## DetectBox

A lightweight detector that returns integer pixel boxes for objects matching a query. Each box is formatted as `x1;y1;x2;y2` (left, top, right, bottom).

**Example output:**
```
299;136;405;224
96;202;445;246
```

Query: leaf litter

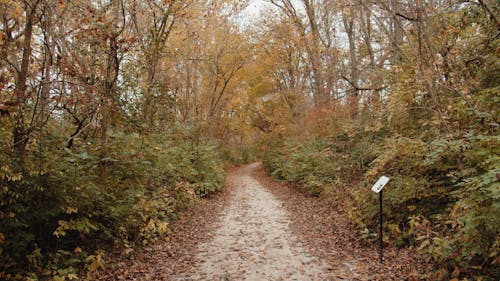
96;163;426;280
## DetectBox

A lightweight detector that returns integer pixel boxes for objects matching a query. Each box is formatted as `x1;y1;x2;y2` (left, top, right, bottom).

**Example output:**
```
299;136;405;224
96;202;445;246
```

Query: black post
379;190;383;264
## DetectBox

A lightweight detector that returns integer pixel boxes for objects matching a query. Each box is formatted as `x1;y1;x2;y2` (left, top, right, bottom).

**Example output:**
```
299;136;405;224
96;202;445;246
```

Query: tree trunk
342;11;360;117
13;0;39;165
100;0;122;178
391;0;404;64
303;0;327;108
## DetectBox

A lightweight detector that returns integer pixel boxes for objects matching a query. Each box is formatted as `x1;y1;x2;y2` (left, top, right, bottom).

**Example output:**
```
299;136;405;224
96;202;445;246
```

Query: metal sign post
379;189;383;264
371;176;390;264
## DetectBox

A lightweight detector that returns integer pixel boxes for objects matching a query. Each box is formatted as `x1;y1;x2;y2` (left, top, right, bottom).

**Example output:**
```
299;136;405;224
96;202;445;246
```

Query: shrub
0;129;224;280
261;130;499;278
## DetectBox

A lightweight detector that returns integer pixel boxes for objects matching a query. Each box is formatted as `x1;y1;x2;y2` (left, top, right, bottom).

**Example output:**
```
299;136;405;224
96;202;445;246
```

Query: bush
261;129;499;278
0;128;224;280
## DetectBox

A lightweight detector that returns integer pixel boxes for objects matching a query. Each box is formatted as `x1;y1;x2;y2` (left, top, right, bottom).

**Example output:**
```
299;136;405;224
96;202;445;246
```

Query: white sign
371;176;390;193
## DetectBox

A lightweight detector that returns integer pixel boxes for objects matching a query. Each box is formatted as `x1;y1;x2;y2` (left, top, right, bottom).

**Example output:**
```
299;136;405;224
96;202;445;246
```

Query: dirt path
99;163;423;280
175;163;348;280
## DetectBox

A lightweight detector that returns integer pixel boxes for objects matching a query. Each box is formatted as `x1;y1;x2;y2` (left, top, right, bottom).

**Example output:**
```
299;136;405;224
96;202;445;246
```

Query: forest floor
97;163;424;280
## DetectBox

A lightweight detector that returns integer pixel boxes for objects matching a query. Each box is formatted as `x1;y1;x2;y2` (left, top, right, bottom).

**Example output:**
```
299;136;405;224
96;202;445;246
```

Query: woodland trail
175;163;356;280
99;163;421;280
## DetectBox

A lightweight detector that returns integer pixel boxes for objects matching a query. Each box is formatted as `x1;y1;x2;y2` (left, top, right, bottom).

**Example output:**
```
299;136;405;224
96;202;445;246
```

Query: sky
243;0;269;16
238;0;306;28
238;0;274;27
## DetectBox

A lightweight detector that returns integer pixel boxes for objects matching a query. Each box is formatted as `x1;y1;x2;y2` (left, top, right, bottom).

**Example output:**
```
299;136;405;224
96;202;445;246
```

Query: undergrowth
0;127;224;280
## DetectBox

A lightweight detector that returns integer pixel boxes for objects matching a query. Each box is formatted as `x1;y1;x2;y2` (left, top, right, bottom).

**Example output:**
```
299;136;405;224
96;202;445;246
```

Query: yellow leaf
74;246;82;255
65;207;78;214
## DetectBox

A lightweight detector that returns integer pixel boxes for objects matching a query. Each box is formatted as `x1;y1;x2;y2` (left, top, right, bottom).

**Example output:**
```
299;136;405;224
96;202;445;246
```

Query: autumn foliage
0;0;498;280
0;0;240;279
256;1;499;279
